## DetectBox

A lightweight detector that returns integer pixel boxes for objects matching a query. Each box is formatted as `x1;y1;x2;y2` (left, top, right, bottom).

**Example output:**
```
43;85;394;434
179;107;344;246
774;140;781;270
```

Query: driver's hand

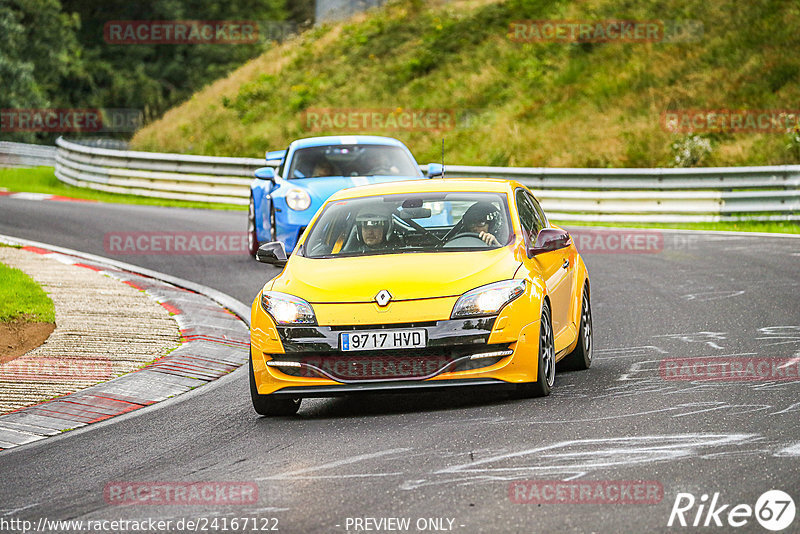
479;231;500;246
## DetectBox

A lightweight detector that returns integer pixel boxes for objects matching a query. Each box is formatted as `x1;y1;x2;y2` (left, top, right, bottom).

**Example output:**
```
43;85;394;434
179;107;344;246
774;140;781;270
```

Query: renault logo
374;289;392;307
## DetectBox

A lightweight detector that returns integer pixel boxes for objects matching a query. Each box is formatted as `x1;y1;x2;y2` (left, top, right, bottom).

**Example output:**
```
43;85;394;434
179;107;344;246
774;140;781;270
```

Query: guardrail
0;141;57;169
55;137;262;205
26;137;796;222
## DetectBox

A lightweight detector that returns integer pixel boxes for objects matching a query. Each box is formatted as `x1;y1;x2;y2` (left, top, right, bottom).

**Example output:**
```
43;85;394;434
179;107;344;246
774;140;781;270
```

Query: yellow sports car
249;179;591;415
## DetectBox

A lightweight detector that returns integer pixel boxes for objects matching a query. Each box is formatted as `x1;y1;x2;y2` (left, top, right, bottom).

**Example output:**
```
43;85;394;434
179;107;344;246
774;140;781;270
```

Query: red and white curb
0;236;250;452
0;191;97;203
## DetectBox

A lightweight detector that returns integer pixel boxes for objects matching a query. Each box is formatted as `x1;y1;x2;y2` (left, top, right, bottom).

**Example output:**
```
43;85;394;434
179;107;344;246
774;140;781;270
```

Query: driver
355;207;394;251
311;158;336;177
462;201;501;246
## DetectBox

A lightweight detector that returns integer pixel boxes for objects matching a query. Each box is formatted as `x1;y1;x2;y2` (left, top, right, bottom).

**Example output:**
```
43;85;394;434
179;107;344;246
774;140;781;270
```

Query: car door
516;189;573;344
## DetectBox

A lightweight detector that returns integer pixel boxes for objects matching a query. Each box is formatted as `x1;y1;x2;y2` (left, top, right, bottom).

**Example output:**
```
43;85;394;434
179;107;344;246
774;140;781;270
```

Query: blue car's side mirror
426;163;444;178
254;167;275;181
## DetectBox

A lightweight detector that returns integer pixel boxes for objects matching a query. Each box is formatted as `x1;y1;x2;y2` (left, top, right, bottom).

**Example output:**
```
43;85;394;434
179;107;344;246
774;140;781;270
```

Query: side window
529;193;549;229
515;189;539;246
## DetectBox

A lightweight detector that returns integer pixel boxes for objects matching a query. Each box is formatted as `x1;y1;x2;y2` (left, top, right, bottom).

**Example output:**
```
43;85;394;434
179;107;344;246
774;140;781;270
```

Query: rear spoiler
265;150;286;164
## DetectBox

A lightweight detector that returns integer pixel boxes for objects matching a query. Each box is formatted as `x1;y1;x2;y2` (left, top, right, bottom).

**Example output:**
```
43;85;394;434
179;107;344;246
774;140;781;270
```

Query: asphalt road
1;196;799;534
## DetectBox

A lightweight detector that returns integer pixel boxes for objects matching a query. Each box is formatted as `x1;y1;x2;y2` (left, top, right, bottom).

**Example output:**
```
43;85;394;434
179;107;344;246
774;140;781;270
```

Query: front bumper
250;278;549;395
278;317;496;352
251;313;542;396
268;378;514;398
269;317;513;383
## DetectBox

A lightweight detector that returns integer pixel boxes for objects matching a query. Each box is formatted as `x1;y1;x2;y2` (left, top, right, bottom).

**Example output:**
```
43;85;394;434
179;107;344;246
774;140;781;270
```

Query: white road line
776;443;800;457
771;402;800;415
256;448;410;480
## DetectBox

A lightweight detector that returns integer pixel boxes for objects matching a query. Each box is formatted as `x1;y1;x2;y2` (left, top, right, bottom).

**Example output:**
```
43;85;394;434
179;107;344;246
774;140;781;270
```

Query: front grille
326;321;438;331
277;317;497;354
268;344;510;381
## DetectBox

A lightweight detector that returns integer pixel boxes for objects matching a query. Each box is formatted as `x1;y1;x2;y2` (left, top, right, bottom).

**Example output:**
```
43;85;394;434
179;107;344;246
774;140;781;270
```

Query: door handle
562;259;570;269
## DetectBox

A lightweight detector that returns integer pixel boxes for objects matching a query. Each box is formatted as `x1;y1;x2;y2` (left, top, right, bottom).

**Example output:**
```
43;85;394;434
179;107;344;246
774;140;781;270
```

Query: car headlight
260;291;316;325
451;280;526;319
286;188;311;211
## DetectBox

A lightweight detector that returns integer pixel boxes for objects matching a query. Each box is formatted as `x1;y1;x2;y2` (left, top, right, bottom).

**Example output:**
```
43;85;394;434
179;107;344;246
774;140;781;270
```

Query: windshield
302;192;513;258
286;145;420;179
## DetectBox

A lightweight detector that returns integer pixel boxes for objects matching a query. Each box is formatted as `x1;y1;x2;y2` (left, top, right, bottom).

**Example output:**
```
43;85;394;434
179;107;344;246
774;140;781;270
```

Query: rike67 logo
668;490;795;531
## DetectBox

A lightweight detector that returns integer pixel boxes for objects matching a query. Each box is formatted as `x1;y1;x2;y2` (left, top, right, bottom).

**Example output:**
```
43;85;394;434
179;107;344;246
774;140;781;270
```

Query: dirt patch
0;317;55;363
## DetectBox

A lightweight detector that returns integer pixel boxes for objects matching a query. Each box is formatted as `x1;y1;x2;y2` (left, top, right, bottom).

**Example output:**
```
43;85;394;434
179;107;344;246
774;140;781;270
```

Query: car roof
328;178;521;201
289;136;408;149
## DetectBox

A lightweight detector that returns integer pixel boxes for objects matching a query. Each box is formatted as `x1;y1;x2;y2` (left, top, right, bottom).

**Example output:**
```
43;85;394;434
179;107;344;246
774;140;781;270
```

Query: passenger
363;151;397;175
462;201;501;246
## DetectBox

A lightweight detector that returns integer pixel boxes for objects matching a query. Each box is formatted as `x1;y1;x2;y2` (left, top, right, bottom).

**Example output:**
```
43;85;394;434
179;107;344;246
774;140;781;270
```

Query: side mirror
254;167;275;181
256;242;287;267
530;228;571;256
426;163;443;178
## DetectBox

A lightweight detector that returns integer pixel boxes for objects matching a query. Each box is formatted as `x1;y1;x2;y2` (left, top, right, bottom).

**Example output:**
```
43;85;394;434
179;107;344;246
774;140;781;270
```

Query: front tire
559;285;592;371
269;202;277;242
247;193;260;258
249;354;301;416
511;300;555;399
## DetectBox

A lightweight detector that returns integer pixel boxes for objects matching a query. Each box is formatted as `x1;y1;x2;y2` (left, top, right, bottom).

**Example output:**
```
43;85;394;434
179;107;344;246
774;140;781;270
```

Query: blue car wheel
247;193;260;257
269;201;277;242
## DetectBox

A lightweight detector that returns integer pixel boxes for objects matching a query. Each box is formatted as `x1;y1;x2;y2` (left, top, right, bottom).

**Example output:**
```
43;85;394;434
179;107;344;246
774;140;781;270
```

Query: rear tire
559;285;592;371
249;354;301;416
511;301;555;399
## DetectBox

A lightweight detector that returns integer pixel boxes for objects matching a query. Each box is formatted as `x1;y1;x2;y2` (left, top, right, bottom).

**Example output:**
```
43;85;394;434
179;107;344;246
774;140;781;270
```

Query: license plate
340;329;427;351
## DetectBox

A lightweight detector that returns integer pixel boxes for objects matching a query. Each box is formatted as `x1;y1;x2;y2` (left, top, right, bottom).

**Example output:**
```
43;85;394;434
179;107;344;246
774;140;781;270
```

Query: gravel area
0;247;181;414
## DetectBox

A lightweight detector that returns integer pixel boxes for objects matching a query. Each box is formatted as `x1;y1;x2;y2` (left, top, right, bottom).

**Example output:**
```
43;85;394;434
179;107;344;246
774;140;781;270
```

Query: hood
285;175;423;203
271;247;521;303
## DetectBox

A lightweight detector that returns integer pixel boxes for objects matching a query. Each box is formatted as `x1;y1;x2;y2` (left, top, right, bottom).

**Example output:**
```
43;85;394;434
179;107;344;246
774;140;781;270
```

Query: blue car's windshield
302;192;513;258
287;145;420;179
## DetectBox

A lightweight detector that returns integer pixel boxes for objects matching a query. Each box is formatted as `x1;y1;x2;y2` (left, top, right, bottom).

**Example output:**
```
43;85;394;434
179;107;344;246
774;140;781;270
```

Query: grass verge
0;167;245;211
555;220;800;235
0;260;55;323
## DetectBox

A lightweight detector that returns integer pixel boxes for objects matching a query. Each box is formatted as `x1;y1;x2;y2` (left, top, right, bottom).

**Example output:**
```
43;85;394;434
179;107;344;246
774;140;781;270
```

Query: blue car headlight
451;280;526;319
261;291;316;325
286;188;311;211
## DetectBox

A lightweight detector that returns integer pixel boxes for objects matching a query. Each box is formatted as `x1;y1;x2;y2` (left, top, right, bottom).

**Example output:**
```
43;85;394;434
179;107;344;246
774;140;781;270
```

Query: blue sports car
248;135;443;256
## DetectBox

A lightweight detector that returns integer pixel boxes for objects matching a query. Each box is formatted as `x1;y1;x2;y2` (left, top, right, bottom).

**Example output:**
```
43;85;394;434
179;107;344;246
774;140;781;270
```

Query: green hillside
131;0;800;168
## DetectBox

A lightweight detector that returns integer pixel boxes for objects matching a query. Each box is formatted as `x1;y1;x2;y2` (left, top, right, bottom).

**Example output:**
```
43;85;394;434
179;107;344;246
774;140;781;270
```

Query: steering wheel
365;164;395;176
443;232;490;248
